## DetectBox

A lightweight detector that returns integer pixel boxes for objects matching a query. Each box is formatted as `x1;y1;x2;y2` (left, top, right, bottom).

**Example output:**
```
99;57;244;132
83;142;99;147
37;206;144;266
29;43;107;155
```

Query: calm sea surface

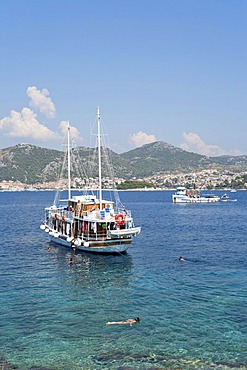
0;190;246;369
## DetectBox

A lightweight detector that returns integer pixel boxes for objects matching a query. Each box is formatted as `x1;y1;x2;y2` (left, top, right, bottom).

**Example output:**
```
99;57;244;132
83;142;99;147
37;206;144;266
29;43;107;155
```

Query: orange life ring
115;213;125;226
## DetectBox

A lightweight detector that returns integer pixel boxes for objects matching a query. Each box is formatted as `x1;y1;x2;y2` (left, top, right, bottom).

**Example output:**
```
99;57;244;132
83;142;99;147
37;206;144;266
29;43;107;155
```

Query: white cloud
26;86;56;118
180;132;242;156
0;108;58;141
129;131;156;148
59;121;82;143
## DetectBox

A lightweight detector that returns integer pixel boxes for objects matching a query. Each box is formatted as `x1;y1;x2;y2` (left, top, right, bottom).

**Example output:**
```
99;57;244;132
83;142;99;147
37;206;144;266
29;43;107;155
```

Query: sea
0;190;246;370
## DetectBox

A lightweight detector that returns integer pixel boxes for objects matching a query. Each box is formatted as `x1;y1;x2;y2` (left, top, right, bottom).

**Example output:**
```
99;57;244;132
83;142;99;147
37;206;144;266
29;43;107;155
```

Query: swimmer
68;258;73;265
179;256;186;262
106;317;140;326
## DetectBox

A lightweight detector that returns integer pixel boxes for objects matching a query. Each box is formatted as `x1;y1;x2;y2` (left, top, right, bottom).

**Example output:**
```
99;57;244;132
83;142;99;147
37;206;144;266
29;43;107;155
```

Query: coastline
0;187;244;192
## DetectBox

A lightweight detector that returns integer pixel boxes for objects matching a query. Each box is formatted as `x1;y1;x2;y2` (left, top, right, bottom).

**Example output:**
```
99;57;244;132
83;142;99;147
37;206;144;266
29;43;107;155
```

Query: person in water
179;256;186;262
106;317;140;326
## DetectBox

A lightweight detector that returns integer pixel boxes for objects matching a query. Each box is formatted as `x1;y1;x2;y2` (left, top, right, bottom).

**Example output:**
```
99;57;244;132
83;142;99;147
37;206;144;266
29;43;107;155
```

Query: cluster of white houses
1;168;247;191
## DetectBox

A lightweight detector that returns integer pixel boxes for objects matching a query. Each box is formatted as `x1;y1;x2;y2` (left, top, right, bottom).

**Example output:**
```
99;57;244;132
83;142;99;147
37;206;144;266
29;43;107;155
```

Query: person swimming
179;256;186;262
106;317;140;326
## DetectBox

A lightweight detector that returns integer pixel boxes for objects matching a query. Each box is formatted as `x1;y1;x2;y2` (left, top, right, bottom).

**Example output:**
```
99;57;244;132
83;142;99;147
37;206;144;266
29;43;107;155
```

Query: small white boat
40;108;141;254
172;186;220;204
220;193;237;202
220;193;230;201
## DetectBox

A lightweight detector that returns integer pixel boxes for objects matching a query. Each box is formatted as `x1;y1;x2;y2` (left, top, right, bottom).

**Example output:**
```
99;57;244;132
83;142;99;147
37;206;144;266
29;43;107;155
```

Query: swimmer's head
135;317;140;322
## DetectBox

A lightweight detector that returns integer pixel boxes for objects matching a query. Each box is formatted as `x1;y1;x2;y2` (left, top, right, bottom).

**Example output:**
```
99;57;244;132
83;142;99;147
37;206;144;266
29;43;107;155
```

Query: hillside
0;144;63;183
210;155;247;168
121;141;217;176
0;141;247;184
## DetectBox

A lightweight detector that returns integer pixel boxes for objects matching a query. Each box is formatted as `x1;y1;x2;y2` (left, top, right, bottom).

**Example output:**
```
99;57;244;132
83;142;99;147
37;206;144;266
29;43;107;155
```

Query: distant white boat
221;193;230;201
230;189;237;193
172;187;220;204
220;193;237;202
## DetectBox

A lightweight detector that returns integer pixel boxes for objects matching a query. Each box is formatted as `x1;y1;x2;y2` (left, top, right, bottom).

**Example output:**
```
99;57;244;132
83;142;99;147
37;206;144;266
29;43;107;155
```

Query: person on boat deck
106;317;140;326
179;256;186;262
75;200;81;216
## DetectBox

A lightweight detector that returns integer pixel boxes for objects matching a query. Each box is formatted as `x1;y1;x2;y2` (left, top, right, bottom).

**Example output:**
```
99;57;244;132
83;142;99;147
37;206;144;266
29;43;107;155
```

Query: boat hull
48;233;131;253
220;199;237;202
172;195;220;203
41;204;141;254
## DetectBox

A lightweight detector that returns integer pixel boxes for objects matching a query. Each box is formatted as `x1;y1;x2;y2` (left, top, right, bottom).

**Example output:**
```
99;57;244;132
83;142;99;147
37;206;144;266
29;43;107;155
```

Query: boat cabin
68;195;115;218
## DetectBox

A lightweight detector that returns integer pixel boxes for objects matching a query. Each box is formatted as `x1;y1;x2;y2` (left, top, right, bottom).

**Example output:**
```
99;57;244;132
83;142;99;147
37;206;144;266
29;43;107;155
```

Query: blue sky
0;0;246;155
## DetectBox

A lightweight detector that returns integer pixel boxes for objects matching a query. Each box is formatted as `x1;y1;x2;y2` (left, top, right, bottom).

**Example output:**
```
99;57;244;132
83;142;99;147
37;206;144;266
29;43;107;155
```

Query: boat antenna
67;121;71;200
97;107;102;209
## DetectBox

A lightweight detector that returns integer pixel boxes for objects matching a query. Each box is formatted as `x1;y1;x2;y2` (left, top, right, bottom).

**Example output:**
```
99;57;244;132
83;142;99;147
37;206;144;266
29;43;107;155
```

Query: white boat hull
220;199;237;202
41;224;140;254
49;234;131;254
172;195;220;203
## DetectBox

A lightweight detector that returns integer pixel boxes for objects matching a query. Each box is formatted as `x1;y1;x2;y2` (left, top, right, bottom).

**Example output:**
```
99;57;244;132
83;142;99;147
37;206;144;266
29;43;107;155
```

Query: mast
67;121;71;199
97;107;102;209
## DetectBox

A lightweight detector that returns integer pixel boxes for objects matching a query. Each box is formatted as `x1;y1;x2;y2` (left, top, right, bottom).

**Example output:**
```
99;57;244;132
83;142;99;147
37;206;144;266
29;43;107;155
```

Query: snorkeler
106;317;140;326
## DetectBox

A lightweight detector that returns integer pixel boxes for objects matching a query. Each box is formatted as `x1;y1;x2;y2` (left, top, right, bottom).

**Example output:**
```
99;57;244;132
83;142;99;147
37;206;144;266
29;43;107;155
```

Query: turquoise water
0;190;246;369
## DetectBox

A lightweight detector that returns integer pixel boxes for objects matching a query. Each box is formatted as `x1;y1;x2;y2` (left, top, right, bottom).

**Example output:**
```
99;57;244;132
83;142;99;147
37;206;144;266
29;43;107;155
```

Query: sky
0;0;246;156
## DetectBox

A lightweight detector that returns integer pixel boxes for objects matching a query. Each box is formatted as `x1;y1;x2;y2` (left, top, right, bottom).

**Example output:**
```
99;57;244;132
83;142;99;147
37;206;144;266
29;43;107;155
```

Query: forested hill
0;141;247;184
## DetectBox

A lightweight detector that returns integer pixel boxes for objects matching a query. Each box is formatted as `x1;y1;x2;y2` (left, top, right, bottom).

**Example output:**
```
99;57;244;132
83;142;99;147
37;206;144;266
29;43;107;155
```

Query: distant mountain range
0;141;247;184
